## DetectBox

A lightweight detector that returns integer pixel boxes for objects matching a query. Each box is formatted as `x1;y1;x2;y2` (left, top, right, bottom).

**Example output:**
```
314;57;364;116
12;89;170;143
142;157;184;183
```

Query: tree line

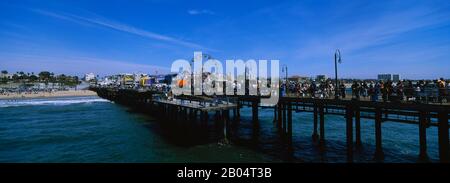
0;70;80;86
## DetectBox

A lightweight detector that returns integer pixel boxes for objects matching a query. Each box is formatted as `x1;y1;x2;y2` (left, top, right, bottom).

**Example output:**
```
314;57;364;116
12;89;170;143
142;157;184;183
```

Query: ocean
0;96;442;163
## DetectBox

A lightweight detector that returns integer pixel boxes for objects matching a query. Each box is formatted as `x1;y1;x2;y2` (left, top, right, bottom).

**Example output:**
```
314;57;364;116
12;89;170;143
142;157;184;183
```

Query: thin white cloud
31;9;216;51
187;9;215;15
0;53;171;76
294;6;450;60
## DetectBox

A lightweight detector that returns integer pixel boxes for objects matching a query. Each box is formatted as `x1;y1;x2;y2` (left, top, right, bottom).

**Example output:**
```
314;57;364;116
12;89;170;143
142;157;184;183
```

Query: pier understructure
92;87;449;163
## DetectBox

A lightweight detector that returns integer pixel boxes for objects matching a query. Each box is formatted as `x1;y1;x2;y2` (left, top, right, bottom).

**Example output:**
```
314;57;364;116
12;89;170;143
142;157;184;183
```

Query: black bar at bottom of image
0;163;449;181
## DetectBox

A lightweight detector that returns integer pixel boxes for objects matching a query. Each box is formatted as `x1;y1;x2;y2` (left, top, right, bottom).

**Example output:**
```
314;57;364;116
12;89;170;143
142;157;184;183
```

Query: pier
92;87;450;163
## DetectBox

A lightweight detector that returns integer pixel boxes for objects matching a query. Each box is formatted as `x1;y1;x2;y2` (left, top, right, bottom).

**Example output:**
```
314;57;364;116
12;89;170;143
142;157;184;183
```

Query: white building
0;73;12;79
85;73;96;82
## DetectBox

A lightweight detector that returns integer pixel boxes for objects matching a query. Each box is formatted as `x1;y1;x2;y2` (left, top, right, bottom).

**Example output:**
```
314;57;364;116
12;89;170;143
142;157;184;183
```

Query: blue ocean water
0;96;442;163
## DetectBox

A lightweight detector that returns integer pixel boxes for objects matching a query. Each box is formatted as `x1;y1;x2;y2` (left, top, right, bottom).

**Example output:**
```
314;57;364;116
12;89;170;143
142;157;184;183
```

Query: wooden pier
92;87;450;163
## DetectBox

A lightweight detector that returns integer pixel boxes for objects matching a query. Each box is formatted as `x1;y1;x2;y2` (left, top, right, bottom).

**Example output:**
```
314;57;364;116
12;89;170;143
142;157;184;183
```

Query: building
155;75;167;84
84;73;96;82
164;74;177;85
393;74;400;82
120;74;134;86
0;73;12;79
378;74;392;81
139;76;155;87
133;73;148;86
288;75;310;83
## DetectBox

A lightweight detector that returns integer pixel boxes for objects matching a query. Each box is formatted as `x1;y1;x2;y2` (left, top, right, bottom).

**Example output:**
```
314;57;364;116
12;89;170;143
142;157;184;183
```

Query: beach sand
0;90;98;99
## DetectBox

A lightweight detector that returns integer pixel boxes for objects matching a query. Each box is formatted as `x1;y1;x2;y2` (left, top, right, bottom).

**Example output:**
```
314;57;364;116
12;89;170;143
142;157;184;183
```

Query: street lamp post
334;49;342;100
245;66;248;95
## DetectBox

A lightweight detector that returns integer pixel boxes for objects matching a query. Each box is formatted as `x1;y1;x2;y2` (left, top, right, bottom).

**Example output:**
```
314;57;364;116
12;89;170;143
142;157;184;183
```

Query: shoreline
0;90;98;100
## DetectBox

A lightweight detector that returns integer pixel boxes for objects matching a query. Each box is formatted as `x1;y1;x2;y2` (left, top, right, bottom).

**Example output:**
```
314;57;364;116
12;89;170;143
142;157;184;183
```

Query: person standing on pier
375;82;381;101
381;81;387;102
310;81;317;98
438;78;447;102
387;81;394;102
351;81;361;100
340;83;346;99
361;81;368;98
405;80;414;101
397;80;404;101
369;83;377;102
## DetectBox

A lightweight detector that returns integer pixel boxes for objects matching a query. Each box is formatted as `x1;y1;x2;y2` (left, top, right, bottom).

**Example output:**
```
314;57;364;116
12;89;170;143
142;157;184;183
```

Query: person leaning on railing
447;81;450;102
438;78;447;103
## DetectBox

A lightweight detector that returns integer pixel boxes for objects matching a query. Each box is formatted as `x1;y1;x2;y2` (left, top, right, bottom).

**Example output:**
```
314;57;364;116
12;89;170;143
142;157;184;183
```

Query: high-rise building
393;74;400;82
377;74;392;81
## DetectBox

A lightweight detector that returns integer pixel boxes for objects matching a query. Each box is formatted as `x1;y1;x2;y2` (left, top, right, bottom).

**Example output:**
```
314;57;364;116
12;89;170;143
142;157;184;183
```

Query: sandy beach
0;90;98;99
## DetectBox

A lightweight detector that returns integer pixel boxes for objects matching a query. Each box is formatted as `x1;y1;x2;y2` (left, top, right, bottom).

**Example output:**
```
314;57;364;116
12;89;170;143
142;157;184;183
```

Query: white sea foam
0;97;110;108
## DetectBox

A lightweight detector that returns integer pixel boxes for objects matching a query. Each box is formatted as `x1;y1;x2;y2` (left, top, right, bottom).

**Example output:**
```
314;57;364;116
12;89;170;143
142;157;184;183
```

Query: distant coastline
0;90;97;100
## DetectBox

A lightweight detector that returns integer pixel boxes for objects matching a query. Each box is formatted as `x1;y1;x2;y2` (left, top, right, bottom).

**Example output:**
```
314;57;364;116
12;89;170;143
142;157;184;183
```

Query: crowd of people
281;78;450;103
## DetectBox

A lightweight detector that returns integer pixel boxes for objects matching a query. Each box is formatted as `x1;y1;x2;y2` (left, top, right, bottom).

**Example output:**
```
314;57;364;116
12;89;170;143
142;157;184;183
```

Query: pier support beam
355;107;362;148
288;103;293;145
319;105;325;147
419;111;429;162
273;105;278;123
215;111;221;124
236;101;241;119
222;110;230;144
438;111;449;163
346;105;354;163
200;111;208;129
312;106;319;141
184;108;189;121
283;103;287;135
173;106;180;123
252;101;259;127
374;108;384;161
278;103;283;129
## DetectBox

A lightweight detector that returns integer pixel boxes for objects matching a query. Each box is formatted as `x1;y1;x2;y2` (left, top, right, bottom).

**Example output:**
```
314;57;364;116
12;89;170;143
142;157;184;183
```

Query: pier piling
273;105;278;123
355;107;362;148
346;105;354;162
252;101;259;127
419;111;429;162
374;108;384;161
438;111;449;163
283;103;287;135
288;103;293;145
278;103;283;130
319;105;325;147
312;106;319;141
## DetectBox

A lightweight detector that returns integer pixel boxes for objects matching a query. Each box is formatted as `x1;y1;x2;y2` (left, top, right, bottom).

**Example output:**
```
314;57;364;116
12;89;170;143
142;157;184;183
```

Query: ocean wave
0;97;110;108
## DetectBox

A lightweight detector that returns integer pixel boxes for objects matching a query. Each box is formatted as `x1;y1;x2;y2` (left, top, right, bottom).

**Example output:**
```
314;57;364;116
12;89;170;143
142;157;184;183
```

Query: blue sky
0;0;449;79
